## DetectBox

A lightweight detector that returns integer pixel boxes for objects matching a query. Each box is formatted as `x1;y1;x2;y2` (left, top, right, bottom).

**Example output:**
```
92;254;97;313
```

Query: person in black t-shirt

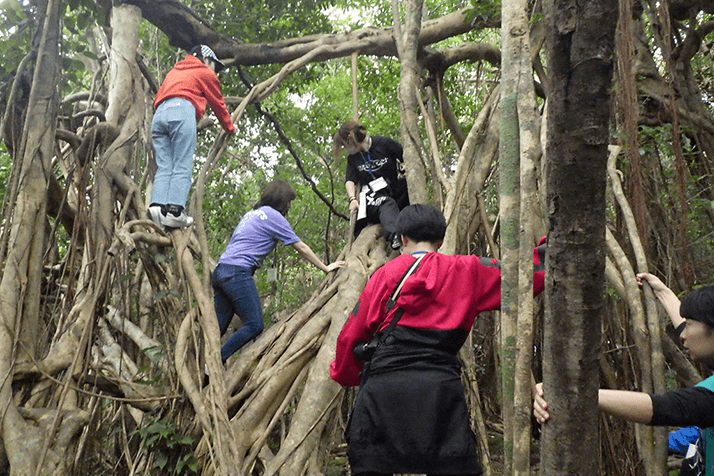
534;283;714;474
332;121;409;249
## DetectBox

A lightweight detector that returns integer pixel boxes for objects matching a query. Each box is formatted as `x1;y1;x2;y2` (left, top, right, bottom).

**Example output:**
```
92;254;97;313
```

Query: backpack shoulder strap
380;253;426;339
386;253;425;312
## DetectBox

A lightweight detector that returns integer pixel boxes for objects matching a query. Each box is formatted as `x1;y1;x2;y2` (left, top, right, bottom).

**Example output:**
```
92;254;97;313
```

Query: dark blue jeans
212;263;264;361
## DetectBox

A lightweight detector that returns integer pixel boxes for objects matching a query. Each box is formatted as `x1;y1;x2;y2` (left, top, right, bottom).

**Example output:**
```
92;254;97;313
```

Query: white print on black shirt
356;156;390;173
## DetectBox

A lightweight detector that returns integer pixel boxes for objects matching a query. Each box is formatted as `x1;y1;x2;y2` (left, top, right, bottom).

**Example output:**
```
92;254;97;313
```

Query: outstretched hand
636;272;667;293
326;261;346;273
533;382;550;424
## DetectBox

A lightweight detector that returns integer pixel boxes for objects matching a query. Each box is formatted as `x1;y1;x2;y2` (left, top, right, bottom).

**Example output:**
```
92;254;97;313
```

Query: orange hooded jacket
153;54;235;133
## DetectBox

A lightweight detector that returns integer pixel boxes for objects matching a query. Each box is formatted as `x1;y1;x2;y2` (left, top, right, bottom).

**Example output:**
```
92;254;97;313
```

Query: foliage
4;0;714;474
135;416;198;475
464;0;501;25
0;0;31;80
194;0;336;44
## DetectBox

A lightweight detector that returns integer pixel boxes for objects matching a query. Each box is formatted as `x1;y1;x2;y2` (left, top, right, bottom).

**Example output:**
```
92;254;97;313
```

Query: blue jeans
212;263;264;361
150;98;196;208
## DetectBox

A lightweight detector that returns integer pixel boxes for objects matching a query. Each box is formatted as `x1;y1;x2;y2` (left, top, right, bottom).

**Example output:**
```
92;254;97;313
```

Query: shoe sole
162;214;194;228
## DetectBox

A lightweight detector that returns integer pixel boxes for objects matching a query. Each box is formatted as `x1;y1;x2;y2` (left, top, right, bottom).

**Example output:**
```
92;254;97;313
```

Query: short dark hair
254;180;296;216
680;286;714;330
189;45;205;60
395;204;446;243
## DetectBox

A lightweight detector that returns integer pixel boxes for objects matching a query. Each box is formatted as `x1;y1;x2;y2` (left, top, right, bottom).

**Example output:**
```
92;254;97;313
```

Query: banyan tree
1;0;714;474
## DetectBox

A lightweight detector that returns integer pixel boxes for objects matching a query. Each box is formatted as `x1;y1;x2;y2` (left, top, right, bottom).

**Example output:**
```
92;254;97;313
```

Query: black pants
347;346;482;476
354;195;401;237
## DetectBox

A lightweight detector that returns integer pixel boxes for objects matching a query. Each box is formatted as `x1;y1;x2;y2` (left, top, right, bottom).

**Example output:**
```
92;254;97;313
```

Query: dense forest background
1;0;714;474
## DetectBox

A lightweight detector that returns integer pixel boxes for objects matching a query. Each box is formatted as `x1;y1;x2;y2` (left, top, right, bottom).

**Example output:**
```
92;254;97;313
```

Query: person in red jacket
148;45;236;228
330;204;546;476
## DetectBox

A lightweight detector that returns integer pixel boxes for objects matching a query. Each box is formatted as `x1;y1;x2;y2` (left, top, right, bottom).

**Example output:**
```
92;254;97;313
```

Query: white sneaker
162;211;194;228
147;206;164;227
390;233;402;250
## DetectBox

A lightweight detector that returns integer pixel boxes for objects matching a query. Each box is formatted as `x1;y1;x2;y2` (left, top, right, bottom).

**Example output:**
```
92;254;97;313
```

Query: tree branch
124;0;482;66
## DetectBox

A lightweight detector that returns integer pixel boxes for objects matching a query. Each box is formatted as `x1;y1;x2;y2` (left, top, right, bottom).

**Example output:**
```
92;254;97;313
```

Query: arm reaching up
636;273;684;329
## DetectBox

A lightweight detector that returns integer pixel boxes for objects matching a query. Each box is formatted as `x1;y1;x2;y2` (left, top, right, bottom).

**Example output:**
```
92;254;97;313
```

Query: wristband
349;196;357;203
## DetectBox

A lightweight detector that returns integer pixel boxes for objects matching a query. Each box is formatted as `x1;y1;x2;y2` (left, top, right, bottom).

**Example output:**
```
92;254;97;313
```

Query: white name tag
358;189;368;220
368;176;388;192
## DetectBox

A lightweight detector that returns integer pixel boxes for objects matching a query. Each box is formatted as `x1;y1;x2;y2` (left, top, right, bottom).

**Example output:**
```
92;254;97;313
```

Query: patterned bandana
197;45;226;71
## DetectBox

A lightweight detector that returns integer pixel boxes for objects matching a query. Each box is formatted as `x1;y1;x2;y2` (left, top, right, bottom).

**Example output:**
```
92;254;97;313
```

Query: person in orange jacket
148;45;236;228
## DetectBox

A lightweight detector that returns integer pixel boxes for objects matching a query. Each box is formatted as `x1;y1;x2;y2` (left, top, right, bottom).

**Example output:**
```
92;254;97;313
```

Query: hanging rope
351;51;359;121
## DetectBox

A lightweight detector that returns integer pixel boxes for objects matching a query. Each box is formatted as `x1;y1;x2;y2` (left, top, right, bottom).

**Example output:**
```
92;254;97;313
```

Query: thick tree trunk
498;8;542;472
393;0;429;204
539;0;617;475
0;1;88;475
498;85;519;476
93;3;146;261
500;0;542;474
442;87;500;254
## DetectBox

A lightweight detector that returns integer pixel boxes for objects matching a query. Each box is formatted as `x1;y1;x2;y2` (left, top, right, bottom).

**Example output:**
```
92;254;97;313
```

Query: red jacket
330;249;546;387
153;55;235;133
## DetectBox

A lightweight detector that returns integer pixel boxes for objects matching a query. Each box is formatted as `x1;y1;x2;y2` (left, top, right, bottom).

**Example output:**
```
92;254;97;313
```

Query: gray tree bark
0;0;89;474
393;0;429;204
500;0;542;473
539;0;617;474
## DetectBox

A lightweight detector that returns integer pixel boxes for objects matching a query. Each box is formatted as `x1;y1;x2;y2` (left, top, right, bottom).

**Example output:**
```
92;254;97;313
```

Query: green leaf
155;453;168;470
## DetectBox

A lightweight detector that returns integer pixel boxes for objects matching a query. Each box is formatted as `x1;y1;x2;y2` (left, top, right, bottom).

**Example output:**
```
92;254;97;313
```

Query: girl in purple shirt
212;180;344;361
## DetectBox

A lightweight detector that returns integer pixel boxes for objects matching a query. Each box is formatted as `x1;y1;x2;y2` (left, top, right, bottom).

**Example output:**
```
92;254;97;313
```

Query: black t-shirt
650;326;714;428
650;385;714;428
344;135;404;187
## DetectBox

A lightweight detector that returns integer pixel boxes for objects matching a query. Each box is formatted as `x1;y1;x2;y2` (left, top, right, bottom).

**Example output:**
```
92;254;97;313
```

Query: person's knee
245;318;264;337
